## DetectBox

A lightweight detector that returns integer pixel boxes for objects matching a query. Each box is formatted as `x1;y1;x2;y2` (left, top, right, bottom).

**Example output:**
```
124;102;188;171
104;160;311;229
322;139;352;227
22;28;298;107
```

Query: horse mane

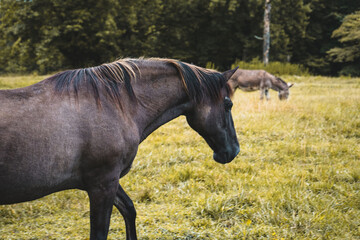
275;76;288;87
47;58;227;108
163;59;227;103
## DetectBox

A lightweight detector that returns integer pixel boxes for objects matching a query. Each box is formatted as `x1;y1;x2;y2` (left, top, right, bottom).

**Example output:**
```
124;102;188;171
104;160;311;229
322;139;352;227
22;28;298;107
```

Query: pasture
0;75;359;239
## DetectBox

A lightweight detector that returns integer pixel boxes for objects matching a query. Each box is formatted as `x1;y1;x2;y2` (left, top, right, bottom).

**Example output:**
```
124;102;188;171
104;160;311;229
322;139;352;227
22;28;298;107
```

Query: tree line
0;0;359;76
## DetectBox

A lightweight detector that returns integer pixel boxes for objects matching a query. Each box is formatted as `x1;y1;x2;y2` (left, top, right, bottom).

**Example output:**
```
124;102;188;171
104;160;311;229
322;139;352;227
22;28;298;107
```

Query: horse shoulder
79;108;140;177
260;72;273;88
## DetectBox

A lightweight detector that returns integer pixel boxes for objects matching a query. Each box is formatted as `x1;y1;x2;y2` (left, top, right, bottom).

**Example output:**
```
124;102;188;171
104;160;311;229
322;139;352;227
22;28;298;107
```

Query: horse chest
82;128;139;170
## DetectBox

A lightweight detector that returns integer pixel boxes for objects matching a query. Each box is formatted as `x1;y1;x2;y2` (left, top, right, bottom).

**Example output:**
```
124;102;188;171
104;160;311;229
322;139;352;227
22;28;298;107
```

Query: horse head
277;77;293;100
185;68;240;164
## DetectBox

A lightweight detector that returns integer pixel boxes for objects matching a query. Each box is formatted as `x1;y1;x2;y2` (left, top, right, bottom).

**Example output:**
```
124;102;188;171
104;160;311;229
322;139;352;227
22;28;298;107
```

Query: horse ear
222;67;239;81
288;83;294;88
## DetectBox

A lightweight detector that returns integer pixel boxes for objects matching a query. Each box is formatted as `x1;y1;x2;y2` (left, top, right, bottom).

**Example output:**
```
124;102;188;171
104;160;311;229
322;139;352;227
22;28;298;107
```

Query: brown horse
228;69;293;100
0;58;239;240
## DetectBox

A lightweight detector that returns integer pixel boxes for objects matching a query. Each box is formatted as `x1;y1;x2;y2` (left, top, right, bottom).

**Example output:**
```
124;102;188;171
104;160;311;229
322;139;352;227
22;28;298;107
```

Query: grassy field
0;75;359;239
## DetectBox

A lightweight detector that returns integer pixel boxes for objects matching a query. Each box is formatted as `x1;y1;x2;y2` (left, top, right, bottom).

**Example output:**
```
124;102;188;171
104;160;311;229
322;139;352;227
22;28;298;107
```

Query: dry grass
0;75;359;239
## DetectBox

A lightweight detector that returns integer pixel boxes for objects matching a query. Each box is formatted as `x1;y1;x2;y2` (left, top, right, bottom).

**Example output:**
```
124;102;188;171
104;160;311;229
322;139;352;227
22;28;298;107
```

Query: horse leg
260;88;265;100
265;89;270;100
114;184;137;240
87;180;118;240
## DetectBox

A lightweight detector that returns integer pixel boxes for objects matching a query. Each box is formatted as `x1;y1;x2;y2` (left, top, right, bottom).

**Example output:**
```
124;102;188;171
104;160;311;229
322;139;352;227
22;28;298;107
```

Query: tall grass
231;58;309;76
0;75;359;239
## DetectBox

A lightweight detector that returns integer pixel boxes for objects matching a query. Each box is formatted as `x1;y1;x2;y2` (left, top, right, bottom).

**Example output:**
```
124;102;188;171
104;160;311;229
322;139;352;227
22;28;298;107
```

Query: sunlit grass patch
0;75;360;239
0;74;48;89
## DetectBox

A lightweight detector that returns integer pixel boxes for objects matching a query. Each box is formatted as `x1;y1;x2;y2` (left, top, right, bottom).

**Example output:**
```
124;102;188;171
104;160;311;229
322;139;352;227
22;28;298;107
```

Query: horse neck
269;75;286;91
131;68;190;142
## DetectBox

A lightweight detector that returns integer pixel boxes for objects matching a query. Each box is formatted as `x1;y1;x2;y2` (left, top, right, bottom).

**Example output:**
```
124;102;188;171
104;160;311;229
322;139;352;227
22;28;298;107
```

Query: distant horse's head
182;66;240;164
277;77;293;100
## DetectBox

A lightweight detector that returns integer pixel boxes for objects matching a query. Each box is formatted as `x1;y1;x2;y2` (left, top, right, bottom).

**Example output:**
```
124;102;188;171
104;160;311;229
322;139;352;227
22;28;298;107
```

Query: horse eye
224;97;233;111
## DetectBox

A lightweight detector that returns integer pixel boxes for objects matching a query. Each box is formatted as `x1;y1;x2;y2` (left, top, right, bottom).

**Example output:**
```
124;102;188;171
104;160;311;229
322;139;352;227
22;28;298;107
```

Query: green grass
0;74;48;89
231;59;309;76
0;75;359;239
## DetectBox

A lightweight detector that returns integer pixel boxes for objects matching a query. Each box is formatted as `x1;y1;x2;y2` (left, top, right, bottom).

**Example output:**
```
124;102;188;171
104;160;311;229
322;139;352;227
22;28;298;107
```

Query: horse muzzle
213;145;240;164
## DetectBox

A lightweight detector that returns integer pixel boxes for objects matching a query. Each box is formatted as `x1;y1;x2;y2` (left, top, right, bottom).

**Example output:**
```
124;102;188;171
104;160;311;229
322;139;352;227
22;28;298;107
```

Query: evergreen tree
0;0;123;73
0;0;35;72
270;0;310;62
327;11;360;76
0;0;358;75
299;0;360;75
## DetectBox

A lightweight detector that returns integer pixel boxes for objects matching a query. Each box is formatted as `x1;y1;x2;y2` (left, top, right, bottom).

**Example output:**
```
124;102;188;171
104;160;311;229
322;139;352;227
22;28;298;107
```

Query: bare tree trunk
263;0;271;66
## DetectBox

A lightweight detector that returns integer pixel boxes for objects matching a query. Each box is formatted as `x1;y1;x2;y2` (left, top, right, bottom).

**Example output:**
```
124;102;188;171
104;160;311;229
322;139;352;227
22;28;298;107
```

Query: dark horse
0;58;239;240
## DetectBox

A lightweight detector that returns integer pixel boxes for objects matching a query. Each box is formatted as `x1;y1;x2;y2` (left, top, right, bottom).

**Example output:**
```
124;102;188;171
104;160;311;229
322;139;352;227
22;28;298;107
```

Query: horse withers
228;69;293;100
0;58;239;240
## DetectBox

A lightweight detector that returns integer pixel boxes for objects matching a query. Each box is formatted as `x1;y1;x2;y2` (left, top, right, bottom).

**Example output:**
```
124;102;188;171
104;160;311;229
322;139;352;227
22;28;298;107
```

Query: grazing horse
228;69;293;100
0;58;239;240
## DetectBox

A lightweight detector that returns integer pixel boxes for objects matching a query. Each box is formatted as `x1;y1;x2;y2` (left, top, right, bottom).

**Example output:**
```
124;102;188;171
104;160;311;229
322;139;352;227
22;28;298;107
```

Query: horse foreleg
265;89;270;100
114;184;137;240
87;181;118;240
260;88;265;100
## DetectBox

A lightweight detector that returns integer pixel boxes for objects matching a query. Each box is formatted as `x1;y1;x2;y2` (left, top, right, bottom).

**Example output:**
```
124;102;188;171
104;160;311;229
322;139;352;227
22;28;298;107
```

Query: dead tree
263;0;271;65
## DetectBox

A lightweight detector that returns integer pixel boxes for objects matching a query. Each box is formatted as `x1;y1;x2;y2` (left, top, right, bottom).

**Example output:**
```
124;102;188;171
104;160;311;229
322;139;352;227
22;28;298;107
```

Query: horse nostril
234;146;240;156
213;145;239;164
